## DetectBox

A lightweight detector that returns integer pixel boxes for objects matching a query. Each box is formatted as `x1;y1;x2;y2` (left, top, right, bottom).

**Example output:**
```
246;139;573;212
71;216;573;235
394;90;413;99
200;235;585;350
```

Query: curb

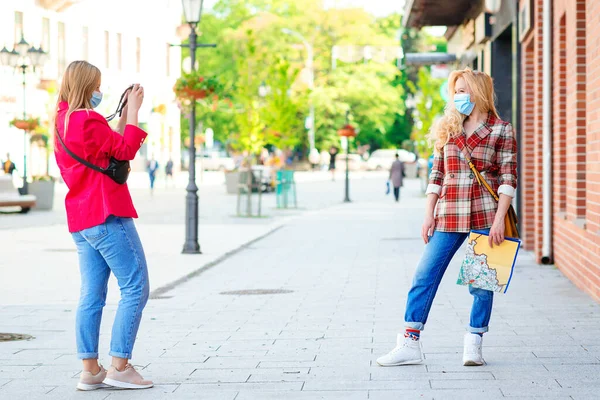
148;223;285;299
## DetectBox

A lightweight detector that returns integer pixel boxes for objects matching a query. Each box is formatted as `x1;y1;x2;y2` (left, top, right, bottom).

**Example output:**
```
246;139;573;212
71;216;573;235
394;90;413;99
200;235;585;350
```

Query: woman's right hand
421;215;436;244
127;84;144;112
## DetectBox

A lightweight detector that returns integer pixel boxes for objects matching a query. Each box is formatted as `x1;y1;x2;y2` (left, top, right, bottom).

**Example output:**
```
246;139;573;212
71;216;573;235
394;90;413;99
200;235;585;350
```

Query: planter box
28;180;55;210
224;171;240;195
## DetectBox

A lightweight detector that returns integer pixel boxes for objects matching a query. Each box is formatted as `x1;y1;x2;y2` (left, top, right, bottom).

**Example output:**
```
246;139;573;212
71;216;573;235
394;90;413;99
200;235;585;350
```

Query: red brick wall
519;0;600;302
552;0;600;301
519;0;544;258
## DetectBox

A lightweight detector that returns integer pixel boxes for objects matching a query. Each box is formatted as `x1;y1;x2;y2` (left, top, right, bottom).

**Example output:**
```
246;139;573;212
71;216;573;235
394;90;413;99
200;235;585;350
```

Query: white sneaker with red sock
376;333;423;366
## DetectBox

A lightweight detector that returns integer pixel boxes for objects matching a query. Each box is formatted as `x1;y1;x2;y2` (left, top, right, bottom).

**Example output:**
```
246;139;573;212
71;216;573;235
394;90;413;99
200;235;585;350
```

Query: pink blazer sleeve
82;111;147;161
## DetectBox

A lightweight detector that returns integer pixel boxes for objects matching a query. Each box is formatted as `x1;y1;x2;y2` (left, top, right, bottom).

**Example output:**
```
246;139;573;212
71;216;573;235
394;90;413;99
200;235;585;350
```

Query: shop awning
403;0;483;28
404;53;456;66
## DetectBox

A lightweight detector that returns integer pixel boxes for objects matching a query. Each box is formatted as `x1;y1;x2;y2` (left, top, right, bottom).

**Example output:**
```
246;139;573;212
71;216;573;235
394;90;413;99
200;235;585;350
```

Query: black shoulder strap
55;129;106;173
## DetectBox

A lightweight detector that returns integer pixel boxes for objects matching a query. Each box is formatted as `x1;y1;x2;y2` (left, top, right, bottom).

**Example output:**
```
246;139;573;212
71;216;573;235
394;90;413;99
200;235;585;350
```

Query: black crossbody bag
56;86;134;185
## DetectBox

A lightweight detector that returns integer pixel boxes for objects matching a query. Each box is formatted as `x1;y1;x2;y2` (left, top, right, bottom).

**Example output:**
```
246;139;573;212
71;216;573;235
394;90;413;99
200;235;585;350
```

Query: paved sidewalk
1;182;599;399
0;171;389;304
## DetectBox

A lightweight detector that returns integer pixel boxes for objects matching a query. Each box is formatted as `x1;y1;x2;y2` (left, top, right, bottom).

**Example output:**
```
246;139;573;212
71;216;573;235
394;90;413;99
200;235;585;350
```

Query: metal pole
307;43;315;152
343;110;351;203
182;25;201;254
21;65;28;195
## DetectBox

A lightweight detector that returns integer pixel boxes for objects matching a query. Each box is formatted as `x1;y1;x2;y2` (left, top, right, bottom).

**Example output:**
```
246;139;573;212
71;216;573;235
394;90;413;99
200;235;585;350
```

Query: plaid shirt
428;113;518;233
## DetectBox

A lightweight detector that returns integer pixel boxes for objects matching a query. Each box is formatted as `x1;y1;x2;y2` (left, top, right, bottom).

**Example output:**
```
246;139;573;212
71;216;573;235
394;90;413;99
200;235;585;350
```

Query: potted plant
174;72;221;102
10;117;40;131
29;175;55;210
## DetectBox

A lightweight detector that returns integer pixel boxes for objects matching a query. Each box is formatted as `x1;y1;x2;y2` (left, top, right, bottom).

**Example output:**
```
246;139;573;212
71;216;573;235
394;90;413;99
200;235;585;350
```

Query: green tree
261;57;303;150
312;63;404;150
408;67;446;157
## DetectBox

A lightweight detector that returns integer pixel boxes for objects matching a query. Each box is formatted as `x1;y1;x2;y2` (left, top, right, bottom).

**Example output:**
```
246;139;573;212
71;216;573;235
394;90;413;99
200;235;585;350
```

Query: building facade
404;0;600;301
0;0;182;177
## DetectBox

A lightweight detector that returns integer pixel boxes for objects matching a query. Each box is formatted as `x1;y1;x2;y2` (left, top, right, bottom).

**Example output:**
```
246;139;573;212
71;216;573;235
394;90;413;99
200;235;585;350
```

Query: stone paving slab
1;181;600;398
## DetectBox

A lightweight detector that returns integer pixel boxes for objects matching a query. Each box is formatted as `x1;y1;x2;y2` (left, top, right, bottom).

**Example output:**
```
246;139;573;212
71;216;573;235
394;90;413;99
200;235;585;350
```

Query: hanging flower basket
174;72;221;102
10;118;40;132
337;124;356;137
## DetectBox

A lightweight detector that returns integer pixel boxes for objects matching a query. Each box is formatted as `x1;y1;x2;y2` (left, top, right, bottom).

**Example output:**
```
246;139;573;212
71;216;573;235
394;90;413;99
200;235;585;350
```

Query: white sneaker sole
463;359;485;366
76;382;110;391
376;358;423;367
103;378;154;389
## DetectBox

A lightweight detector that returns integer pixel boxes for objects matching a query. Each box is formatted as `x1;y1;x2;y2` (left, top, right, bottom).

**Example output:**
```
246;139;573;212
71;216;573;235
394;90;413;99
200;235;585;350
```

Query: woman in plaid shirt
377;68;517;367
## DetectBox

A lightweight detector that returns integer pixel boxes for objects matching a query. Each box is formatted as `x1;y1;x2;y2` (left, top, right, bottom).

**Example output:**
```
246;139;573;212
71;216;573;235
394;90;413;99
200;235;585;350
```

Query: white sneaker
463;333;485;366
376;334;423;366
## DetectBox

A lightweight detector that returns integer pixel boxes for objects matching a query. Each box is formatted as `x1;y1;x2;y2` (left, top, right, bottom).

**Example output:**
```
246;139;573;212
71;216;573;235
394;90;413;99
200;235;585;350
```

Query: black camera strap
106;84;134;122
55;129;107;174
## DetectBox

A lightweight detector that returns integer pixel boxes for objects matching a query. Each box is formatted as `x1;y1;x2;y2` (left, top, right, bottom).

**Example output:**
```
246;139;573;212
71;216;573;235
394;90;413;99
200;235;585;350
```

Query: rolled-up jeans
404;229;493;334
72;215;150;359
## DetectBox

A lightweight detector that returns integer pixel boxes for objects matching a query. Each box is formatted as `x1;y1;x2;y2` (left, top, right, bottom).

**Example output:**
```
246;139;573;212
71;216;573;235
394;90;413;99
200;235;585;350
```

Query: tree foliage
177;0;447;157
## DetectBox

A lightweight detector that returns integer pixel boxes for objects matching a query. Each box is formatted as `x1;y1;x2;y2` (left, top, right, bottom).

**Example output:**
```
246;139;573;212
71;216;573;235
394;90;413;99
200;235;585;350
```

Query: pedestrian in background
329;146;338;181
377;68;517;368
53;60;153;390
147;157;158;194
389;153;405;202
2;153;16;175
165;158;174;187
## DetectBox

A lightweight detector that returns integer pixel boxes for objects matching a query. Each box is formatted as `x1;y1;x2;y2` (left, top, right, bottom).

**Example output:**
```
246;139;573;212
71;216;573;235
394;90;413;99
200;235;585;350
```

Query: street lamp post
343;110;351;203
281;28;315;153
179;0;217;254
1;38;48;195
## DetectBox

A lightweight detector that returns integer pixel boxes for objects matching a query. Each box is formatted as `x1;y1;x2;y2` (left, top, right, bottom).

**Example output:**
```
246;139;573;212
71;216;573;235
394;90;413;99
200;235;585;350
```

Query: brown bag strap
453;137;500;203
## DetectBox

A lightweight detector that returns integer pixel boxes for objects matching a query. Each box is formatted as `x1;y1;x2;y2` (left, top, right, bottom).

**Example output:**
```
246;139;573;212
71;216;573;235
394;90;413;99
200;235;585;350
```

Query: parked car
367;149;417;171
336;154;367;171
198;151;235;171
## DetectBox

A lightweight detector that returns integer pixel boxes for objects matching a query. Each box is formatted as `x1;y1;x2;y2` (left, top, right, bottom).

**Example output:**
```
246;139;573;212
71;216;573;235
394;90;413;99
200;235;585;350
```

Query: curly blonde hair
428;68;499;153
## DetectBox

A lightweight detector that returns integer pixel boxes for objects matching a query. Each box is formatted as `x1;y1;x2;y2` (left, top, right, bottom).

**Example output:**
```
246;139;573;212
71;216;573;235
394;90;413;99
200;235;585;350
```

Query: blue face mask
90;91;103;109
454;93;475;115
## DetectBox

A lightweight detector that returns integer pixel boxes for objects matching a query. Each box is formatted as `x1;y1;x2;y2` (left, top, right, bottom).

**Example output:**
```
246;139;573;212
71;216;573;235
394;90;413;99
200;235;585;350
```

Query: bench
0;175;36;213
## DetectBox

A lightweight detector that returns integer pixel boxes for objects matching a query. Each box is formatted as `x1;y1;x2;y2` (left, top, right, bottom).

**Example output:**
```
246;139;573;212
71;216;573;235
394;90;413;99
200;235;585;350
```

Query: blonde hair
428;68;499;153
54;60;101;137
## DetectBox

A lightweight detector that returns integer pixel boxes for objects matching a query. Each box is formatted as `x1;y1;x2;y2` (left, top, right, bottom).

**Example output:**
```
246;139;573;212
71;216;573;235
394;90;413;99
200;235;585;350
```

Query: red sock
405;328;420;340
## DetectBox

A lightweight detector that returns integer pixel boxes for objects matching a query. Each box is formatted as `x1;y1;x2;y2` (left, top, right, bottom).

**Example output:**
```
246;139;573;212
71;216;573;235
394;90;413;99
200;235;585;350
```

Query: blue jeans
72;216;150;359
404;230;493;334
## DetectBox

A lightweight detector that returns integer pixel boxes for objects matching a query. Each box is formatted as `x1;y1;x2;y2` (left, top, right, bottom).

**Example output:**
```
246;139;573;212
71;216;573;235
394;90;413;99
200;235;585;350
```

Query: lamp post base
182;184;201;254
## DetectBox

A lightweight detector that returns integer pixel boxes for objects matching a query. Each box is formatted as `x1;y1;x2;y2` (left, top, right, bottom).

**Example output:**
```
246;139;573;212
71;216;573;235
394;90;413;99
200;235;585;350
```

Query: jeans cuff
77;352;99;360
405;322;425;331
468;326;489;333
109;350;132;359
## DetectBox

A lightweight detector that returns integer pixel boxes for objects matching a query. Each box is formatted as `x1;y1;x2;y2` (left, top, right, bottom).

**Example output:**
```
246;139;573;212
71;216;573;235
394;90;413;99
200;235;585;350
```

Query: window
14;12;23;43
58;22;66;74
116;33;122;71
136;37;141;73
104;31;110;68
82;26;89;60
555;14;567;212
566;0;587;221
166;43;171;76
42;18;50;52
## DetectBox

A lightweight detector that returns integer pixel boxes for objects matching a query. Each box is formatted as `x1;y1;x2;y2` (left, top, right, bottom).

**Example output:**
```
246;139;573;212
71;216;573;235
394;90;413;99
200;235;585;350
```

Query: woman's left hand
488;218;505;248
